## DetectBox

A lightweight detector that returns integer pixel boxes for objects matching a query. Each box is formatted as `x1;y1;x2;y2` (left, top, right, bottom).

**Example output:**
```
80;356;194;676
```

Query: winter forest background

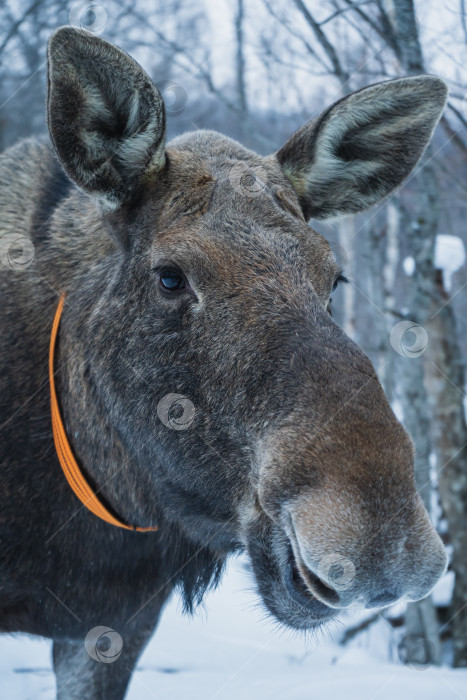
0;0;466;698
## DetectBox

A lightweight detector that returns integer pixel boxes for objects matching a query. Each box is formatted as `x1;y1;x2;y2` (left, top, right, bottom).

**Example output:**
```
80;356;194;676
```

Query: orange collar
49;294;158;533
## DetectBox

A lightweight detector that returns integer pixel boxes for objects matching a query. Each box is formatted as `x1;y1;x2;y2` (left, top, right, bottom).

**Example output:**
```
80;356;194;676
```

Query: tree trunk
384;0;467;667
396;185;441;664
387;0;467;667
381;200;400;403
426;273;467;667
235;0;248;122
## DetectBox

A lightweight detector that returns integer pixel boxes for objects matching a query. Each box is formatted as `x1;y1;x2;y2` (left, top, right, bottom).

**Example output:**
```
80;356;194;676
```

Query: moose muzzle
282;482;447;610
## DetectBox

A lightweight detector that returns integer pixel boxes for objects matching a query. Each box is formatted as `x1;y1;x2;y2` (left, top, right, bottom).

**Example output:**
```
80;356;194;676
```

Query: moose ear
47;27;166;208
276;76;447;220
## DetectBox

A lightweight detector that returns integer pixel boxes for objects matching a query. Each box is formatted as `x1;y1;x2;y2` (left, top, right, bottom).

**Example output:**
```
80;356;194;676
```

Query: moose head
46;27;447;630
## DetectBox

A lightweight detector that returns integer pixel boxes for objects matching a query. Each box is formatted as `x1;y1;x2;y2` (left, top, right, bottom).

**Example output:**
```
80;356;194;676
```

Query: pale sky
201;0;466;113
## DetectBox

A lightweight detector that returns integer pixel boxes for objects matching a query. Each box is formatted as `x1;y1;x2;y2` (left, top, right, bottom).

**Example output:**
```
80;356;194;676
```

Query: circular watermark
398;633;435;670
69;2;107;34
157;81;188;116
157;393;195;430
84;626;123;663
317;553;356;592
0;234;35;270
390;321;428;358
228;162;269;198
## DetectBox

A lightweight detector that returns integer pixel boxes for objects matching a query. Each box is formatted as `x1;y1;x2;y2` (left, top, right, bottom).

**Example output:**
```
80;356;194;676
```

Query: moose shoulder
0;27;448;700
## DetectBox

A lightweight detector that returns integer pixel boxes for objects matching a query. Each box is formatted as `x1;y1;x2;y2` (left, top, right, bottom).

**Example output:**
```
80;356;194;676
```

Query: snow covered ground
2;556;466;700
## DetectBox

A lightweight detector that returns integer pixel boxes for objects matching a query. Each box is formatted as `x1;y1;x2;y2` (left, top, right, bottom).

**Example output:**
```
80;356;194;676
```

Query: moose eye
157;268;187;293
328;272;349;316
332;273;349;293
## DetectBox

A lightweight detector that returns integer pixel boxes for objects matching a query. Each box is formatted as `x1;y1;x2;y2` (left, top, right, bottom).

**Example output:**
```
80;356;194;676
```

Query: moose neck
53;297;241;553
54;310;162;530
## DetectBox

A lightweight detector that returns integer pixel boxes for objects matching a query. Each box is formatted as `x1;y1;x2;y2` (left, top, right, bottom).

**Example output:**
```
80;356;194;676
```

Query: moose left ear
47;27;166;208
276;76;448;220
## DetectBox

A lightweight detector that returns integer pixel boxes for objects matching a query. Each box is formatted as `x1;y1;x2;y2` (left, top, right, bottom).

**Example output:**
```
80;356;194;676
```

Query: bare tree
235;0;248;119
386;0;467;668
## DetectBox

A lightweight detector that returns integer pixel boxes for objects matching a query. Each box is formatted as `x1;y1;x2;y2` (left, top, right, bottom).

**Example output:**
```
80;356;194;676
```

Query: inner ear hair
276;75;448;220
47;27;167;208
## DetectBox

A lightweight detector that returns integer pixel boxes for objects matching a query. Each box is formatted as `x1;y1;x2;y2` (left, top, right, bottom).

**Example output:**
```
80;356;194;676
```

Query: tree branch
0;0;44;58
342;0;402;60
290;0;350;85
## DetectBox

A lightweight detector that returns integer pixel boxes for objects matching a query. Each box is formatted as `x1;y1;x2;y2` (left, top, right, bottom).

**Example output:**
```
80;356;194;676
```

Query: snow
403;236;466;289
1;557;466;700
391;398;404;422
403;256;415;276
432;570;456;607
434;235;466;290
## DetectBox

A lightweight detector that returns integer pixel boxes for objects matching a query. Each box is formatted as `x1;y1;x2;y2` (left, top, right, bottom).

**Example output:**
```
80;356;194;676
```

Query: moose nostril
367;590;400;608
307;571;341;606
294;557;341;606
288;545;341;606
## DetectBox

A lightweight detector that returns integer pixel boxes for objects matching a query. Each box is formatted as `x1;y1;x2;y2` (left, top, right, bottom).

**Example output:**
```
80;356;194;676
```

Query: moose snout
283;485;448;611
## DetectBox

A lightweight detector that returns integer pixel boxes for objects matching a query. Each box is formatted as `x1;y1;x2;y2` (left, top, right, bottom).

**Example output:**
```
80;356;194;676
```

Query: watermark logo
84;626;123;663
398;633;436;670
157;393;196;430
390;321;428;358
229;162;269;198
157;81;188;116
317;553;356;592
69;2;107;34
0;234;35;270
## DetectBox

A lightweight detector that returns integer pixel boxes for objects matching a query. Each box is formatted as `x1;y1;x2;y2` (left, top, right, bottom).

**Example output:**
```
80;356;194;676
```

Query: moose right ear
47;27;166;208
276;76;447;220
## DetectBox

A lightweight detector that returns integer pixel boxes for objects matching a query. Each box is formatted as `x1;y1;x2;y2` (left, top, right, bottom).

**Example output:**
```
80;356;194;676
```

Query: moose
0;26;448;699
